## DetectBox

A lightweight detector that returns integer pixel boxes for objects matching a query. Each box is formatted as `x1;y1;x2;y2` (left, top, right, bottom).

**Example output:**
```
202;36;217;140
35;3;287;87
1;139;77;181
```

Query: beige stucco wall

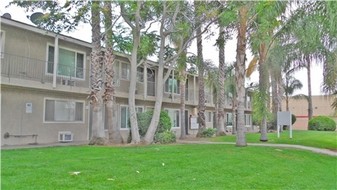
282;95;337;130
2;23;91;88
1;86;89;146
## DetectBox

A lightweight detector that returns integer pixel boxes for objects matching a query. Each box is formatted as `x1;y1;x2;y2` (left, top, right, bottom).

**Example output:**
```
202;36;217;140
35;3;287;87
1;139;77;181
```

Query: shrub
308;116;336;131
158;111;172;133
155;131;176;144
200;128;217;138
292;114;297;125
135;110;172;137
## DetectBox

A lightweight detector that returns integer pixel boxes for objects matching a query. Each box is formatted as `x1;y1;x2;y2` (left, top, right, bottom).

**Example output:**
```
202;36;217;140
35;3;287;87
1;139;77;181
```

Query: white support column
52;35;59;88
144;64;147;98
171;70;174;101
193;75;196;104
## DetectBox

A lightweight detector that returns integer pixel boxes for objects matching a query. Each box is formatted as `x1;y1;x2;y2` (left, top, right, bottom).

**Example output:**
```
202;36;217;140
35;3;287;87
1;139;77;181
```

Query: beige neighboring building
1;16;253;146
282;95;337;130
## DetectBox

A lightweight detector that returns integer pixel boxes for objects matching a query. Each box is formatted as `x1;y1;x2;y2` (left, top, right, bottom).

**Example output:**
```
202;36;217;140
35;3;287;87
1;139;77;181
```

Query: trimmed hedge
308;116;336;131
137;110;172;137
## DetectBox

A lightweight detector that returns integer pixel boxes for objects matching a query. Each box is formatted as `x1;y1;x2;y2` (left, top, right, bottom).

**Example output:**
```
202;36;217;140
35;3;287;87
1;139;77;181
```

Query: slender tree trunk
232;98;237;135
120;1;142;144
89;1;106;145
128;27;141;144
180;73;186;139
271;71;278;130
235;5;248;147
195;1;206;136
103;1;122;144
144;27;167;144
179;49;187;139
306;57;313;120
259;43;269;142
217;26;226;136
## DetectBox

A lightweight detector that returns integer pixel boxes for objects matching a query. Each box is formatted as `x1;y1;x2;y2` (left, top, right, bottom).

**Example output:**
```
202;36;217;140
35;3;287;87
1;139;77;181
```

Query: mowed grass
212;130;337;150
2;144;337;190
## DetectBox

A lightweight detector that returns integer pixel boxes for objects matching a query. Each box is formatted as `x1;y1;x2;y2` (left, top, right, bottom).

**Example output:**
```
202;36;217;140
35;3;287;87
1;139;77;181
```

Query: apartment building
1;16;253;146
282;95;337;130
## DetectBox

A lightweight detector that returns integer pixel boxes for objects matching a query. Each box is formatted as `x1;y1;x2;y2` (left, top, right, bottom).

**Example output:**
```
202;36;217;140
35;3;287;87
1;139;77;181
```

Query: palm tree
102;1;122;144
89;1;106;145
284;74;303;111
234;3;249;146
194;1;206;135
216;25;226;136
246;1;288;141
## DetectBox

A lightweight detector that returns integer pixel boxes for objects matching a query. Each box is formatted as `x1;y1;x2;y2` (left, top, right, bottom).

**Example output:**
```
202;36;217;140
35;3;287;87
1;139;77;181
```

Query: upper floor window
165;75;180;94
0;30;5;57
121;62;130;80
137;67;144;82
47;45;85;79
44;99;84;123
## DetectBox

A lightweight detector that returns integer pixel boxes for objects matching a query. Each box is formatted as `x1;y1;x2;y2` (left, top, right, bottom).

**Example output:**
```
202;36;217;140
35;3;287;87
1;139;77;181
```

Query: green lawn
211;130;337;150
2;144;336;190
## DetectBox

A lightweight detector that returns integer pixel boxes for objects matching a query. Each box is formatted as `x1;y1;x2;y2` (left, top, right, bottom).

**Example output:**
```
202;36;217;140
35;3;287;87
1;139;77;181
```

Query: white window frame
119;105;144;130
0;30;5;58
165;109;180;128
43;98;85;123
120;105;130;130
165;75;180;94
120;61;130;80
137;67;144;83
206;111;213;123
46;43;86;80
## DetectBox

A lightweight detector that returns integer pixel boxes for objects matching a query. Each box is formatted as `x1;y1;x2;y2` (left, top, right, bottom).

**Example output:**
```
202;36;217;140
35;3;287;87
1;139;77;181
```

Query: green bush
292;114;296;124
308;116;336;131
200;128;217;138
158;111;172;133
155;131;176;144
136;110;172;137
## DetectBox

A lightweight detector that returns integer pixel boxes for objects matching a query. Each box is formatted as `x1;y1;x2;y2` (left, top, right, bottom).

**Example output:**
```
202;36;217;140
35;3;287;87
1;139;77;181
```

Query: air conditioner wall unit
58;131;73;142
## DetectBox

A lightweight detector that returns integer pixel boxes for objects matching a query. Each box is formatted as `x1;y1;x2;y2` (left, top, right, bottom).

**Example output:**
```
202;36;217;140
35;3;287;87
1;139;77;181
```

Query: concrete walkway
177;140;337;157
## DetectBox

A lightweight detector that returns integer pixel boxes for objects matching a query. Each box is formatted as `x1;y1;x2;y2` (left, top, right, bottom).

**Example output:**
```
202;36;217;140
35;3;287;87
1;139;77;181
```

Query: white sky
0;0;324;96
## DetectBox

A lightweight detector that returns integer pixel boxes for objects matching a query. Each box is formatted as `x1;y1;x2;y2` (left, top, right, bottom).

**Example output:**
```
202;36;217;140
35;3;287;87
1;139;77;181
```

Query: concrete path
177;140;337;157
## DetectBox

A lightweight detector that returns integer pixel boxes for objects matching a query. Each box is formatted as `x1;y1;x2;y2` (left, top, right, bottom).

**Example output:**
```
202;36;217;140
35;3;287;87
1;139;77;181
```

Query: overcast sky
0;0;324;96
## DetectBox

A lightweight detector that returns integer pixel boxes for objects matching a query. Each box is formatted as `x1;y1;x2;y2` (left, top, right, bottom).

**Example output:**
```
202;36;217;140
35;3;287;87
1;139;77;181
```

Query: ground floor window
120;105;144;129
245;114;252;126
165;109;180;128
226;113;233;126
45;99;84;122
205;111;213;123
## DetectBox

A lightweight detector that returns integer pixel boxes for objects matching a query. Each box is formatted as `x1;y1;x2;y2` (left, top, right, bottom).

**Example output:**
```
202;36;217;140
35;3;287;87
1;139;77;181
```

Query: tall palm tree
194;1;206;136
234;3;249;146
102;1;122;144
216;25;226;136
246;1;288;141
89;1;106;145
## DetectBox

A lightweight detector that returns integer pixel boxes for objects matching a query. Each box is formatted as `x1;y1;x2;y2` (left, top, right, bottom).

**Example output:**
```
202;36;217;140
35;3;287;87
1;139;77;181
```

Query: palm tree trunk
306;57;313;120
217;26;226;136
235;5;248;146
259;43;269;142
103;1;122;144
194;1;206;137
89;1;105;145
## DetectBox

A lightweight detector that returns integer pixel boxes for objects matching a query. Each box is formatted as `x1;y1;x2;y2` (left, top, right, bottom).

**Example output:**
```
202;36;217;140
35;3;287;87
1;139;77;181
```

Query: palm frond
246;56;259;77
